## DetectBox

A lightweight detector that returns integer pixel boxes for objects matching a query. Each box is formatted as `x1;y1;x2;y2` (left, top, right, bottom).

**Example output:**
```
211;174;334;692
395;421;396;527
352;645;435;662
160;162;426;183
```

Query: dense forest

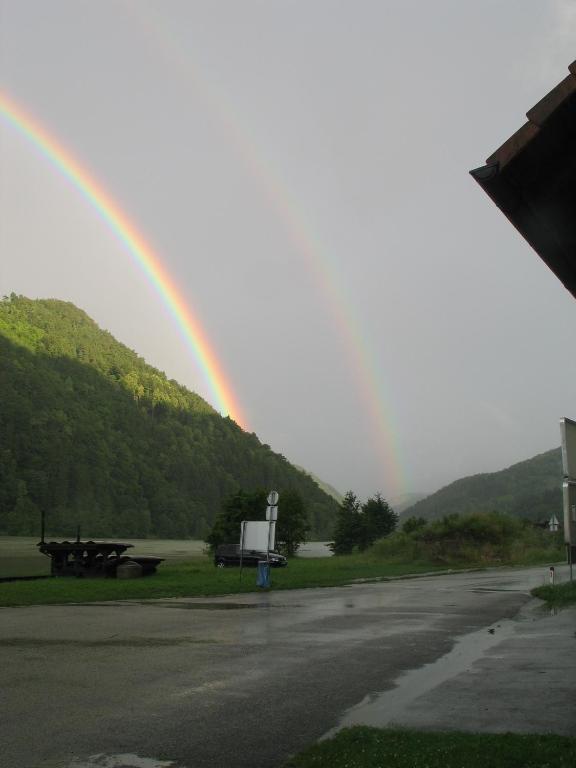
401;448;562;523
0;295;338;539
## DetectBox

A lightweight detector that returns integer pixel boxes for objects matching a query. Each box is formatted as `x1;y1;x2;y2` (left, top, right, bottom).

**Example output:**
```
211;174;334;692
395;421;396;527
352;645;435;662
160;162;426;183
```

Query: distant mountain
0;295;338;538
294;466;343;503
389;492;428;514
400;449;562;523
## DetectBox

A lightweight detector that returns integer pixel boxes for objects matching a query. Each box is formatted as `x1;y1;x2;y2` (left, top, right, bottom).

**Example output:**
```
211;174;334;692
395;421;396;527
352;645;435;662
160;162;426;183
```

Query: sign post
560;418;576;581
266;491;279;570
237;492;280;588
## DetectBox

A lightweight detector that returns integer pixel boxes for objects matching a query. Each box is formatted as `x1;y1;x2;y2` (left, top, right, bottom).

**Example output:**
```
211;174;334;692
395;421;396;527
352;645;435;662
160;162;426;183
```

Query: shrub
369;512;564;566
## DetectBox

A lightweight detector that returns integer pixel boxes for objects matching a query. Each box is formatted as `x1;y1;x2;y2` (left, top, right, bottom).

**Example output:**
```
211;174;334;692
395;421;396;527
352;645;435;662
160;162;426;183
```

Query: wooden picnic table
37;540;134;578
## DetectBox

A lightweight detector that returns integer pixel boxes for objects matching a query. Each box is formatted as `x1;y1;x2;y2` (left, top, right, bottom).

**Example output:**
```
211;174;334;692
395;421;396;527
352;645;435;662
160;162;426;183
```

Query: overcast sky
1;1;576;503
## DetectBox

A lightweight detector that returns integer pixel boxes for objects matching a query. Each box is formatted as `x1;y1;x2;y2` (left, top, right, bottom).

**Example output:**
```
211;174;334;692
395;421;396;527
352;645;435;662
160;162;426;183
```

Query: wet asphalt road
0;566;567;768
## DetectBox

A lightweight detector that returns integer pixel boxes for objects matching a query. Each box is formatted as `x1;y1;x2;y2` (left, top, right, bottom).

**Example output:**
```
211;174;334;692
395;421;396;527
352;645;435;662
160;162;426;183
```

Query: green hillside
401;449;562;523
0;294;338;539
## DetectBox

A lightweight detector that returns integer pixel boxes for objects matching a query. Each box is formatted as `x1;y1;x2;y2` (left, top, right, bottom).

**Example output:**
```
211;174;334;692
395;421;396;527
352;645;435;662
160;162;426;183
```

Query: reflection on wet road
326;617;517;734
69;755;178;768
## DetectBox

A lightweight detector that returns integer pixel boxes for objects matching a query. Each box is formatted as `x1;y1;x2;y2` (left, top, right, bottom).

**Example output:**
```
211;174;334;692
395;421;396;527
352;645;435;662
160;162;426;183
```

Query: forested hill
0;295;338;538
401;448;562;523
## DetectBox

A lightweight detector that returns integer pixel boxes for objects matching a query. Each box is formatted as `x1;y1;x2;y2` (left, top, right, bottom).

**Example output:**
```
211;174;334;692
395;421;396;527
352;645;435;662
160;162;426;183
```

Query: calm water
0;536;332;578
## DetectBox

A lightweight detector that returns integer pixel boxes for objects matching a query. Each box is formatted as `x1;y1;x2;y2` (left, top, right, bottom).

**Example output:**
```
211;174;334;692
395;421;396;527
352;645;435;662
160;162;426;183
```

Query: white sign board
266;505;278;521
560;418;576;479
267;490;279;506
240;520;276;552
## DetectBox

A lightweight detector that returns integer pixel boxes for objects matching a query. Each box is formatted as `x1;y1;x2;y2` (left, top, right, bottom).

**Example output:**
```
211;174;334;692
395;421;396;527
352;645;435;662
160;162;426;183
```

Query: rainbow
124;4;407;495
0;89;247;429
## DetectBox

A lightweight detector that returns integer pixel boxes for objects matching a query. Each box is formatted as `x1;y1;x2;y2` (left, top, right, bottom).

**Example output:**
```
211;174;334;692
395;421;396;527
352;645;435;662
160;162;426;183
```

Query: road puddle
534;602;566;617
325;618;517;736
68;754;181;767
0;636;215;647
140;601;256;610
135;600;302;611
470;587;526;593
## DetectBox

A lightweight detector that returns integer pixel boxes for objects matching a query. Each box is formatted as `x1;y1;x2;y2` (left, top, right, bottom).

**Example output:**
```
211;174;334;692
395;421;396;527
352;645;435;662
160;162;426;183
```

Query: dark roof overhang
470;61;576;298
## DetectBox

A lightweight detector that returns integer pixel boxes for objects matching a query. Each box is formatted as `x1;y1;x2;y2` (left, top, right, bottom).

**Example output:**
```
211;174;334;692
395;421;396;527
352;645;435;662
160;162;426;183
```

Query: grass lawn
0;555;449;608
284;727;576;768
532;579;576;607
1;533;566;609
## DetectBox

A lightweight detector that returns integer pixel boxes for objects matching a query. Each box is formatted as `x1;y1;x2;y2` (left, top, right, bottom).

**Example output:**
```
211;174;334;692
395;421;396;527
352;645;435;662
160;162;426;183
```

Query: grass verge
284;727;576;768
0;556;449;608
532;579;576;607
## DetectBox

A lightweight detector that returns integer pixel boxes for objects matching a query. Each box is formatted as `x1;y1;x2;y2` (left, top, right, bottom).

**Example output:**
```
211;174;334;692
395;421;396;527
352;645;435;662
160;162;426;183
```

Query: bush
402;516;427;535
369;512;564;566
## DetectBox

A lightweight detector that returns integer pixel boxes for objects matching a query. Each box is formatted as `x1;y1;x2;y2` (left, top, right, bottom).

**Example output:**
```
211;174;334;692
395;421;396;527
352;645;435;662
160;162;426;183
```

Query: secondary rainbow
124;3;406;495
0;90;247;428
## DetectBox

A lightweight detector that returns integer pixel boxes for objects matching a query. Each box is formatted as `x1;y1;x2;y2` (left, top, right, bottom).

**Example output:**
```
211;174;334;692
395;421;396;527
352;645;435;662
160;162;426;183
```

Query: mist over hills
389;492;428;514
400;448;562;523
294;465;343;504
0;295;338;539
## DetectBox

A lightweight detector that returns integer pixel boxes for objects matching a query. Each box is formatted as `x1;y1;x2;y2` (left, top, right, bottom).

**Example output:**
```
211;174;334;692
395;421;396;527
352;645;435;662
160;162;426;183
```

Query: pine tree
359;492;398;550
331;490;362;554
276;489;309;557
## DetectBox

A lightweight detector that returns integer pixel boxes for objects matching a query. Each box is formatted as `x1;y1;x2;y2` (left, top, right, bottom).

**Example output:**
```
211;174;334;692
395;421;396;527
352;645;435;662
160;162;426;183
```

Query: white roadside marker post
262;490;279;588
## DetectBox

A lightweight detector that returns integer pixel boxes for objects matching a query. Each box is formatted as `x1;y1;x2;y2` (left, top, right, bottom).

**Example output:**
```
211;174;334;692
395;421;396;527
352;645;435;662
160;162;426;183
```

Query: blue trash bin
256;560;270;588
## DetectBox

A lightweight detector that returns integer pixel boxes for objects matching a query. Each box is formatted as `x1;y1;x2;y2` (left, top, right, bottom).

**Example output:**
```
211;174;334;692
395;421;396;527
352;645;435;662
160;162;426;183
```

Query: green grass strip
1;552;567;609
532;580;576;607
0;557;449;607
285;727;576;768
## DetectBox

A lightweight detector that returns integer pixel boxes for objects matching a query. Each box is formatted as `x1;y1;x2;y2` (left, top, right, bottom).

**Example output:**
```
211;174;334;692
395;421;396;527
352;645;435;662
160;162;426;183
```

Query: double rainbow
0;90;246;429
124;3;406;495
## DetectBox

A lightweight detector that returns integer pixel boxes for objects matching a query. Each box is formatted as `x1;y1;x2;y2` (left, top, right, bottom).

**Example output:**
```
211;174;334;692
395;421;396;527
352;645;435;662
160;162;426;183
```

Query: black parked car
214;544;287;568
